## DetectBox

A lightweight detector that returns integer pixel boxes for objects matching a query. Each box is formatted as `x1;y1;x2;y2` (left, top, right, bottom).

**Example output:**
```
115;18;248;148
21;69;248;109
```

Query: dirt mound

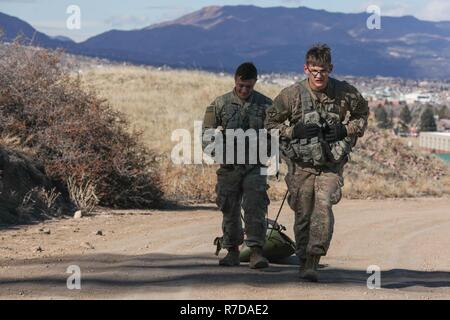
0;145;73;224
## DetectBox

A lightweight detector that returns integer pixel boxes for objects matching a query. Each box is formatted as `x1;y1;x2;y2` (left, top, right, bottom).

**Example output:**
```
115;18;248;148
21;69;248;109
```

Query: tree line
374;103;450;133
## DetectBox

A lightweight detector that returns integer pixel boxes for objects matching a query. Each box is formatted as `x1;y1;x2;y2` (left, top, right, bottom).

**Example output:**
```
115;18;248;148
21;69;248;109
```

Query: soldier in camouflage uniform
265;44;369;282
202;62;273;269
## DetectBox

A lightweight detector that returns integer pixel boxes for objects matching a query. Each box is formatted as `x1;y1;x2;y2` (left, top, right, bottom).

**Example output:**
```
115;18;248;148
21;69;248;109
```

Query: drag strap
213;237;223;256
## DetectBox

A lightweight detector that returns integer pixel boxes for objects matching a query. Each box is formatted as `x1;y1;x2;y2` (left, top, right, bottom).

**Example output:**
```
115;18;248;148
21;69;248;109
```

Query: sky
1;0;450;42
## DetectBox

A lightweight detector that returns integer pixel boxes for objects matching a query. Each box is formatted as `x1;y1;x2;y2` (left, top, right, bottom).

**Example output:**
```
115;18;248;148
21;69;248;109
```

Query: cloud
145;6;181;10
281;0;304;5
358;0;450;21
28;20;105;42
104;15;153;29
0;0;36;2
107;6;196;29
32;20;104;30
382;3;413;17
420;0;450;21
357;1;414;16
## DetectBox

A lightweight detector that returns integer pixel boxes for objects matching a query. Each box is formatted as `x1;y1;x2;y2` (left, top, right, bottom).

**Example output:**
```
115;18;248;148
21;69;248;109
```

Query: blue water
433;153;450;164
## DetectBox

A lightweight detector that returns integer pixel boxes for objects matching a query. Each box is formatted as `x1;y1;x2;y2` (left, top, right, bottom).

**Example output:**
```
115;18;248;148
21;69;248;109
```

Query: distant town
259;73;450;106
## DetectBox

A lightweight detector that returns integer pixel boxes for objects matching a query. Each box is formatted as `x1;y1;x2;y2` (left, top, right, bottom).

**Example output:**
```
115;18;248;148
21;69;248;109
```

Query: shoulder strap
330;79;349;121
298;80;316;118
330;78;343;101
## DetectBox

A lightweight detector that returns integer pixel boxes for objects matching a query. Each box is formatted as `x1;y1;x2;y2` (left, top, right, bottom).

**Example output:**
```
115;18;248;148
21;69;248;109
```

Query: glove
324;123;347;143
292;123;321;139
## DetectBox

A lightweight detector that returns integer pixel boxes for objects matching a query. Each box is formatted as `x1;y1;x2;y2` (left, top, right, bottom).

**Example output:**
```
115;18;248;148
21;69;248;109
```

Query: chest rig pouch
220;99;267;165
285;83;327;166
284;81;354;166
221;101;265;131
321;90;355;164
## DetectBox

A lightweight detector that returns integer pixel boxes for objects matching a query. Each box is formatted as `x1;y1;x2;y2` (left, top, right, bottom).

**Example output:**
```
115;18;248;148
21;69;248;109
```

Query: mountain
2;6;450;79
0;12;71;49
76;5;450;79
51;35;74;43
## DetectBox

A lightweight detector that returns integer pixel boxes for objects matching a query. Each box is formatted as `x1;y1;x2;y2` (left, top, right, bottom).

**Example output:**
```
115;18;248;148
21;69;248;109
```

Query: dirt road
0;198;449;299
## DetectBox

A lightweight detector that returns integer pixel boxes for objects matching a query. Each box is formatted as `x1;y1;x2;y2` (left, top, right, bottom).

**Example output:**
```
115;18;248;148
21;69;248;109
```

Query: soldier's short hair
235;62;258;80
305;43;332;69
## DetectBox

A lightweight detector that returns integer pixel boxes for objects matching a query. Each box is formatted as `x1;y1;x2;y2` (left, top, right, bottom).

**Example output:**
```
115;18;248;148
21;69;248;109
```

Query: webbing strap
298;80;315;121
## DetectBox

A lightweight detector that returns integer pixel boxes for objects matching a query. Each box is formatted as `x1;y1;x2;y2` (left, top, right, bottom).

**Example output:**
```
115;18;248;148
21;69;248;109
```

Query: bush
0;43;163;208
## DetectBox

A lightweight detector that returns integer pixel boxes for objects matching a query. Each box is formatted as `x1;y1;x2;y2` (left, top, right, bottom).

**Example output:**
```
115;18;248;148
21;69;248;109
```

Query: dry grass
66;176;99;213
81;66;280;152
80;65;450;202
39;187;61;211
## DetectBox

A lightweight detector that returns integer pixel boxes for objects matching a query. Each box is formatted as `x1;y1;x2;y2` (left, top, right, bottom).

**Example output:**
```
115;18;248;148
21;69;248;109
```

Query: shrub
0;43;163;208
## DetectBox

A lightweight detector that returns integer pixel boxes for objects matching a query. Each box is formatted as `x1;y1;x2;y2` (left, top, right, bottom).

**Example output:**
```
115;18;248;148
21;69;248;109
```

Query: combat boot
301;254;321;282
219;246;240;266
249;246;269;269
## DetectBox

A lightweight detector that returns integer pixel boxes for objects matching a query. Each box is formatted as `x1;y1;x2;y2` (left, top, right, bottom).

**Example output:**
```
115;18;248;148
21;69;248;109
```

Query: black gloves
324;123;347;143
292;123;321;139
292;122;347;142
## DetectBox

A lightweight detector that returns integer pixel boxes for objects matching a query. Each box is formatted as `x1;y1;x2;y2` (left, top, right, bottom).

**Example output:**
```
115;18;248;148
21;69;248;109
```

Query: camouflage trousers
215;165;269;249
285;165;344;259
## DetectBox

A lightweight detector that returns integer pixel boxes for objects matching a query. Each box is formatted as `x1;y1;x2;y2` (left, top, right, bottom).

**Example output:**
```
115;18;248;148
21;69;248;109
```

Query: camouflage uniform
265;78;368;260
203;90;273;249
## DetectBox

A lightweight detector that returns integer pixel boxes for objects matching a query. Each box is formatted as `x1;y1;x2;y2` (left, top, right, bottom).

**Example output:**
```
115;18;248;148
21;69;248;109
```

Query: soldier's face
235;77;256;100
304;64;332;91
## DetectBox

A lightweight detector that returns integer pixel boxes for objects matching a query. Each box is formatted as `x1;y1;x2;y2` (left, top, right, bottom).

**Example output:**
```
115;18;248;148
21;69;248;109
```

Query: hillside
0;11;72;48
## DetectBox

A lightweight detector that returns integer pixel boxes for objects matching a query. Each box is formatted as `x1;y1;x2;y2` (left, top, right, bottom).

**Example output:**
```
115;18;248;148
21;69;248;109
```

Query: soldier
202;62;273;269
265;44;369;282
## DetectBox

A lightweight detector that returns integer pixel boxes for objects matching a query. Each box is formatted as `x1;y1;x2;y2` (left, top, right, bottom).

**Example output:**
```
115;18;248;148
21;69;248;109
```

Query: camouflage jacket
265;78;369;173
202;89;273;166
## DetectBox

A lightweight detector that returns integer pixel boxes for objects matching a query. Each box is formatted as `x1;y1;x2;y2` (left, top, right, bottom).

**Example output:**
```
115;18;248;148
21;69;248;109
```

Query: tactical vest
219;93;268;165
221;101;265;131
281;80;355;167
